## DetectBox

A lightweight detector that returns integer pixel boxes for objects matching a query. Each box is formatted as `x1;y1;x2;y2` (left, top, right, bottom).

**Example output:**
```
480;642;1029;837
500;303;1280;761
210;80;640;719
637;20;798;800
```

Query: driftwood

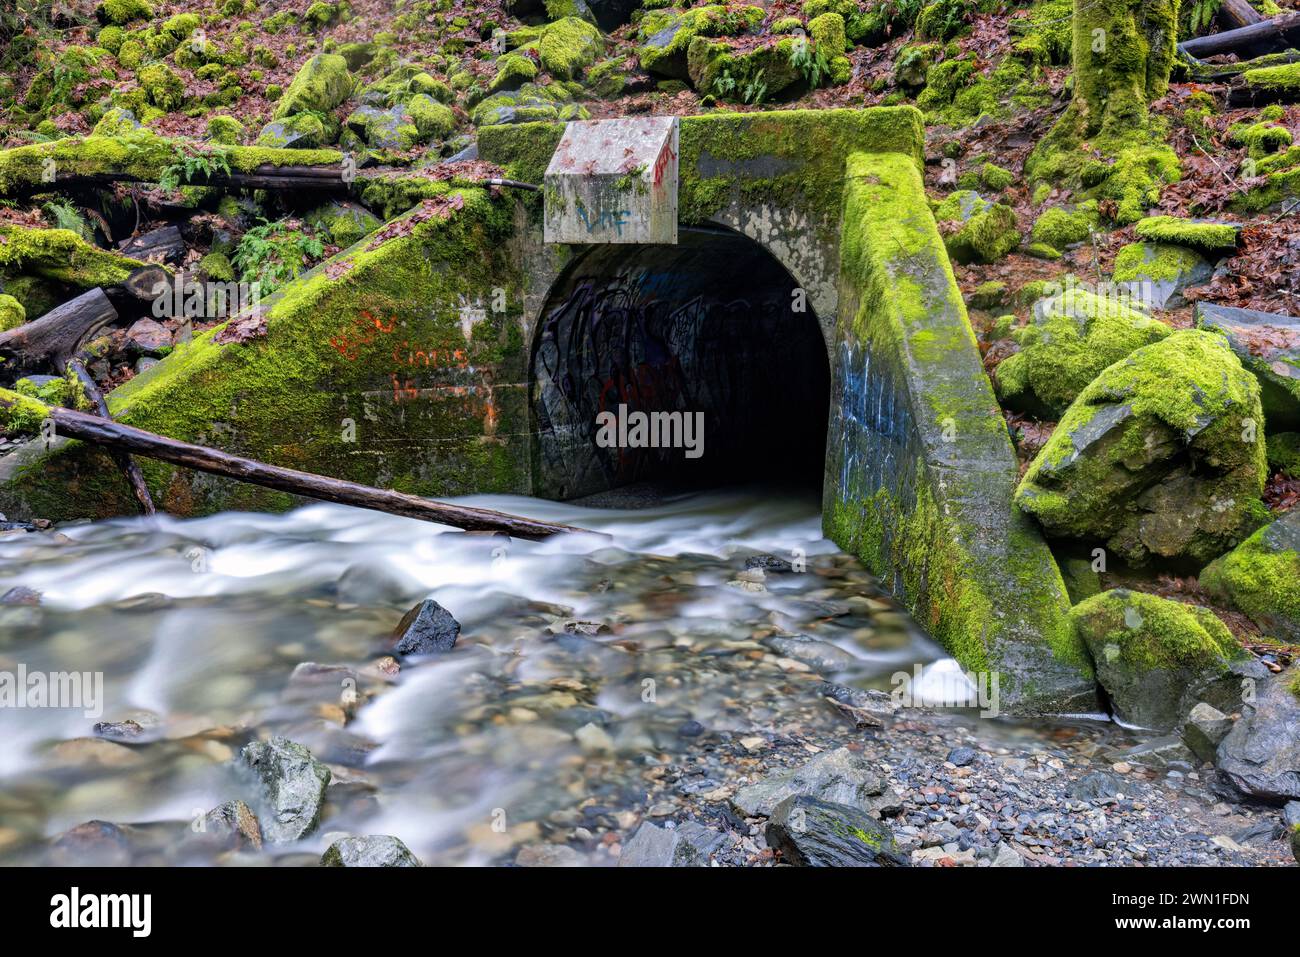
0;288;117;373
0;400;590;539
117;225;185;264
1179;11;1300;58
66;359;156;516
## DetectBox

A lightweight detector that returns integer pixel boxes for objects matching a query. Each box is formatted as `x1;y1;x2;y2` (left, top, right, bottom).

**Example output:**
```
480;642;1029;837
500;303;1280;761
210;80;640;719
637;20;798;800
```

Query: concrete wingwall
824;151;1096;713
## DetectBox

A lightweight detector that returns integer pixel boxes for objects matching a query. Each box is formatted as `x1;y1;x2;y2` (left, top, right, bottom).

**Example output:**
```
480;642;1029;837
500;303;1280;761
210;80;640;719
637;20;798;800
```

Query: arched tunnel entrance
530;227;830;501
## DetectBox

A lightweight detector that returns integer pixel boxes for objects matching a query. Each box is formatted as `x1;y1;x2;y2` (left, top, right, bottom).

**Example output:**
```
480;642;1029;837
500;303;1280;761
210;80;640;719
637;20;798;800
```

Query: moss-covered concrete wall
825;151;1096;714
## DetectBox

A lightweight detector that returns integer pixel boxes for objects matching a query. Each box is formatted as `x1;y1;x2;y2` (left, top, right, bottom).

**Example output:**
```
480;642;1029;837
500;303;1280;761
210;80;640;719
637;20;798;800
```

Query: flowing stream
0;487;1144;866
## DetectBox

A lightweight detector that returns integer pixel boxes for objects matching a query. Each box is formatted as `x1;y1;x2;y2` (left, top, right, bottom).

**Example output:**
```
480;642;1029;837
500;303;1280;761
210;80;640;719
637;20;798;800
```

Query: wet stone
766;795;910;867
240;737;331;844
391;598;461;655
731;747;902;819
321;835;421;867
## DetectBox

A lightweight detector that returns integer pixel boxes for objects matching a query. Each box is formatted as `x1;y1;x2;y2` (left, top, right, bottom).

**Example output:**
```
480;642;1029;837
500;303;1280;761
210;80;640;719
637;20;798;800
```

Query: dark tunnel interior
530;226;831;501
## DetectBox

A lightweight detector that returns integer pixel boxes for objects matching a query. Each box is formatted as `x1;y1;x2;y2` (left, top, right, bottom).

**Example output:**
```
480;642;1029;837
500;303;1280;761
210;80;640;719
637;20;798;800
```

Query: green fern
158;143;233;191
232;219;325;293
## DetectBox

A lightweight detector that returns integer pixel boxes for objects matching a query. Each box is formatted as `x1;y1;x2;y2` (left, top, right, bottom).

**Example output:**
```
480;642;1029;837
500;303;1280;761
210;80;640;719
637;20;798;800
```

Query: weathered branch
0;397;590;539
1179;11;1300;58
1220;0;1264;30
66;359;156;516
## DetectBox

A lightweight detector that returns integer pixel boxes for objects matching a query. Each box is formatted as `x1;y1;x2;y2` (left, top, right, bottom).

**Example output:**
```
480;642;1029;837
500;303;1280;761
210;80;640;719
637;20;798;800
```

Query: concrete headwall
824;152;1096;713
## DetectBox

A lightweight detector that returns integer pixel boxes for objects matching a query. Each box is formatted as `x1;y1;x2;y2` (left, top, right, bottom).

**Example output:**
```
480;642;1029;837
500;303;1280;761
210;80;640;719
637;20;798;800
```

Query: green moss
273;54;353;119
206;115;245;145
1029;203;1097;252
490;53;539;92
0;293;25;332
1112;241;1205;284
958;162;1015;192
1133;215;1238;252
1071;589;1242;671
138;63;185;111
538;17;603;80
808;13;852;86
1228;118;1293;158
996;289;1171;416
405;94;455;140
198;251;235;282
1201;522;1300;636
636;5;765;80
92;106;141;137
0;387;50;436
97;0;153;25
1242;62;1300;93
1267;431;1300;476
0;226;147;287
933;189;1020;264
916;0;975;40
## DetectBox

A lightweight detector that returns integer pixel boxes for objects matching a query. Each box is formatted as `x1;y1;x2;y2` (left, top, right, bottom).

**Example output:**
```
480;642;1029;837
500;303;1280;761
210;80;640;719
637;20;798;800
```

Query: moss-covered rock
1227;117;1293;159
471;83;589;127
256;113;329;149
1201;508;1299;642
807;13;852;86
96;0;153;25
1029;203;1097;253
405;94;456;140
1111;241;1213;310
687;35;802;102
490;53;539;92
915;0;975;40
273;54;353;119
92;106;142;138
1133;216;1241;252
0;294;25;332
957;162;1015;193
137;63;185;112
538;17;603;80
304;200;381;247
197;252;235;282
994;289;1171;417
636;5;764;81
932;190;1020;264
1194;302;1300;430
1016;330;1269;565
1241;62;1300;96
206;115;245;145
1071;589;1247;731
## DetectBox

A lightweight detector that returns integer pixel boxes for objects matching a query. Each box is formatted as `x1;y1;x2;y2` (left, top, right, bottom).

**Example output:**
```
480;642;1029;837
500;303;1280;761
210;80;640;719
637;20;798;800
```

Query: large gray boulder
1216;666;1300;803
240;737;331;844
1195;302;1300;429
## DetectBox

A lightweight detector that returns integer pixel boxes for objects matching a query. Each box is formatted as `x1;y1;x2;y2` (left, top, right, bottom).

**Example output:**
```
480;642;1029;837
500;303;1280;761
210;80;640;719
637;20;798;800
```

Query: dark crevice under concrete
531;227;830;501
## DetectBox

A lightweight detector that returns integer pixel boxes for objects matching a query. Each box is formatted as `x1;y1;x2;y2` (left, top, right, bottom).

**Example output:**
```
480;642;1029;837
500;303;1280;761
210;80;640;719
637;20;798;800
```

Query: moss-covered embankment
825;149;1096;714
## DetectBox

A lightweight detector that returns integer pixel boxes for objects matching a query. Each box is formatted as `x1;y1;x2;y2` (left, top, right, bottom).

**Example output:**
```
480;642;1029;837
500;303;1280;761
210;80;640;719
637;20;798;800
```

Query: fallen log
0;288;117;373
117;225;185;265
0;397;590;539
66;359;156;516
1179;11;1300;58
1221;0;1264;30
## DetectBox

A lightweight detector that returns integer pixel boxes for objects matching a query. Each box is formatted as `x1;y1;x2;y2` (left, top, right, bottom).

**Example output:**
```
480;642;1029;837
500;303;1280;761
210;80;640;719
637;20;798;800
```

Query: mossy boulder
97;0;153;25
197;252;235;282
808;13;852;86
273;54;353;119
206;115;245;146
957;162;1015;193
1029;203;1096;254
636;5;764;81
1201;509;1300;643
1016;330;1269;565
538;17;603;80
256;113;329;149
490;53;539;93
995;289;1171;417
687;35;802;101
932;190;1019;264
137;63;185;112
1134;216;1241;253
1071;589;1248;731
472;83;589;127
92;107;141;138
304;200;381;247
405;95;456;141
0;294;25;332
345;105;418;151
1111;241;1213;310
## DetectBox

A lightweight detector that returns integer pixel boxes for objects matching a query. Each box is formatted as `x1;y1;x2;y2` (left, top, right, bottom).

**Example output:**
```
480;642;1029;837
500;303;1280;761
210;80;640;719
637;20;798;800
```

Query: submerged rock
50;820;136;867
391;598;461;655
1070;589;1252;732
321;835;421;867
1216;666;1300;803
766;795;909;867
240;737;331;844
763;634;855;673
731;746;902;818
1016;331;1268;566
617;821;725;867
192;800;263;853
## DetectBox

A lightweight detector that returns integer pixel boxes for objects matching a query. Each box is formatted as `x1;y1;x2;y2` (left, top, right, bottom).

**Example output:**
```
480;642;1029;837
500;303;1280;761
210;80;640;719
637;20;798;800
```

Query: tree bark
0;288;117;373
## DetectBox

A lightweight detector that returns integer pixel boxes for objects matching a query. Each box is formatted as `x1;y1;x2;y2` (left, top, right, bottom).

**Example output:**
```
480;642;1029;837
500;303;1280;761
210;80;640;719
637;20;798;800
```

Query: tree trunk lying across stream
0;395;591;539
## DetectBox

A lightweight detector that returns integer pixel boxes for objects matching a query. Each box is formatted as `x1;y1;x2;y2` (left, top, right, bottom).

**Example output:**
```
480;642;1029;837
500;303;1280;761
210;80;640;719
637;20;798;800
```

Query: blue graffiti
576;204;631;236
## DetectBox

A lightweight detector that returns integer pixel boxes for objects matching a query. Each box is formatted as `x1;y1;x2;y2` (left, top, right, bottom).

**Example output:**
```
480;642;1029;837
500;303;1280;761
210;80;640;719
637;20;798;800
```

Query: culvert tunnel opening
530;226;830;503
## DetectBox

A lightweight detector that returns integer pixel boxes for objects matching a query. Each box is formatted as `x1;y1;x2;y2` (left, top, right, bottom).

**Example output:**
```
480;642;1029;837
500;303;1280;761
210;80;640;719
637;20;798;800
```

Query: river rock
1200;508;1300;643
617;820;725;867
1216;666;1300;803
763;634;855;673
818;682;895;728
1070;590;1252;732
765;795;910;867
321;835;421;867
391;598;461;655
1195;302;1300;428
193;800;263;853
125;318;172;355
240;737;331;843
1016;331;1268;566
50;820;136;867
1183;702;1235;763
731;746;902;818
